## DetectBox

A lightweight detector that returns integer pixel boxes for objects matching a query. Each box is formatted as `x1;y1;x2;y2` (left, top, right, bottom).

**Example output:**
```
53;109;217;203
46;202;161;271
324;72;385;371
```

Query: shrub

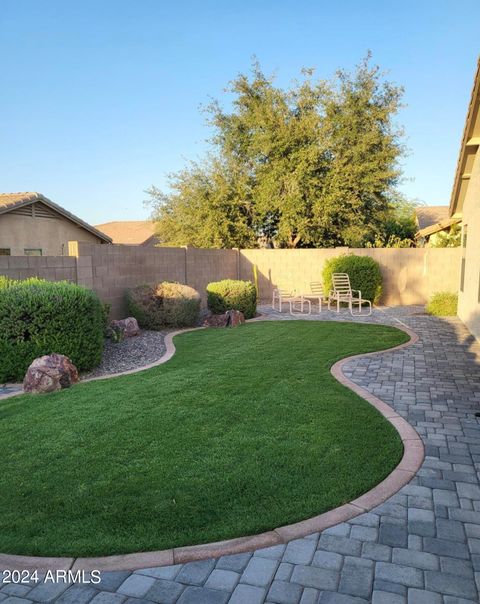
426;291;458;316
0;276;44;290
0;279;104;382
101;302;112;336
127;282;201;329
207;279;257;319
0;276;15;290
322;254;383;304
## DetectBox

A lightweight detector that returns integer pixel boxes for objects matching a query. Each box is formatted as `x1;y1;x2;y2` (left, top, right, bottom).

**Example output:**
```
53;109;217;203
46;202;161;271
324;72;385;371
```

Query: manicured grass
0;321;408;556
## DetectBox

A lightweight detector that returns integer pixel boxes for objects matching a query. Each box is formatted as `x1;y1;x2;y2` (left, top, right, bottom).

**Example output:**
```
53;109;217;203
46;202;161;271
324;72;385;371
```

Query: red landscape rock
110;317;140;337
23;353;79;394
203;309;245;328
225;309;245;327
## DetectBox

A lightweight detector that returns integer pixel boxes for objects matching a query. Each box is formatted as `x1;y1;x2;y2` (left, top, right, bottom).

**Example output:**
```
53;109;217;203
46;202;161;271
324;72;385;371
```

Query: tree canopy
149;56;413;248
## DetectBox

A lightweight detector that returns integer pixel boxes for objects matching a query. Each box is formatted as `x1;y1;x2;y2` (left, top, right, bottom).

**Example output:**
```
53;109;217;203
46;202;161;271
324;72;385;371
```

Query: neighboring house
450;58;480;339
0;192;111;256
94;221;159;246
414;205;461;246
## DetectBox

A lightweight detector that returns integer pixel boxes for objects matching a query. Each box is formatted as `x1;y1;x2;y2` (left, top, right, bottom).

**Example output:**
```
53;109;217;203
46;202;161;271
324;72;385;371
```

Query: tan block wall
241;247;461;305
0;213;103;256
73;244;238;318
458;148;480;339
0;242;462;320
240;248;345;300
0;255;77;282
186;248;238;297
351;248;461;305
75;243;189;318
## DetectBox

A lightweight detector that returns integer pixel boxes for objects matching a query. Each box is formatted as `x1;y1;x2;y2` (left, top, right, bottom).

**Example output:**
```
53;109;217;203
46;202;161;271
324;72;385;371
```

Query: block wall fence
0;242;462;318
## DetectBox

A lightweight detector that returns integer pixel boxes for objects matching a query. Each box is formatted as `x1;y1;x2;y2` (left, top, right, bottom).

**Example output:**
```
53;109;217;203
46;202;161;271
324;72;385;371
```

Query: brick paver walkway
3;306;480;603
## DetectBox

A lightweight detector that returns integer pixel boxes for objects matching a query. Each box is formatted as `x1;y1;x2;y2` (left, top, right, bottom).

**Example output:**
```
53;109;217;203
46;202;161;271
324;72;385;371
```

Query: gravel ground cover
82;329;171;378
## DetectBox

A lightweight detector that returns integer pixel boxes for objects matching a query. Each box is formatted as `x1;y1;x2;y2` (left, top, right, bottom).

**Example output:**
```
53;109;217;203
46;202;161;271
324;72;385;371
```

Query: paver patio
2;305;480;603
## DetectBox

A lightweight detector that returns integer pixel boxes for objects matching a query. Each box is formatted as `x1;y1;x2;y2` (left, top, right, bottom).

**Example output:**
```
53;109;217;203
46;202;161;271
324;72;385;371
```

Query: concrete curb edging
0;321;424;572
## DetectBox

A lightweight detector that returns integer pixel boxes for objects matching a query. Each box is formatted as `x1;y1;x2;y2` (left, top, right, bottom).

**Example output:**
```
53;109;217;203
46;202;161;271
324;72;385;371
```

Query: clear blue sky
1;0;479;224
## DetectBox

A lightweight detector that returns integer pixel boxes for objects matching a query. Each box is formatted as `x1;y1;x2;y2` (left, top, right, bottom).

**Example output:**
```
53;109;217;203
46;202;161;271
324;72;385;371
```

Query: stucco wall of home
240;247;461;305
0;212;104;256
458;148;480;339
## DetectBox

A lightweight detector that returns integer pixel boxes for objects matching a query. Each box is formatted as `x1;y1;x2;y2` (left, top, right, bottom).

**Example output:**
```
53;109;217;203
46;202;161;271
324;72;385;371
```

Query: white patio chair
299;282;328;313
272;288;311;315
328;273;372;316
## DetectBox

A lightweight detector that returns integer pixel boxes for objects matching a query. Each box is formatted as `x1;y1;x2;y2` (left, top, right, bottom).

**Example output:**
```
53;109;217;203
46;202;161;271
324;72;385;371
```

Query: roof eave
449;57;480;217
0;194;112;243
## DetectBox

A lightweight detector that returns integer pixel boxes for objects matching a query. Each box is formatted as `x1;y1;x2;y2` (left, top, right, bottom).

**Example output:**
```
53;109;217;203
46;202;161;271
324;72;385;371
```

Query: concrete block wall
74;244;241;317
0;255;77;283
240;248;346;301
75;243;189;317
352;247;462;305
241;247;461;305
0;243;462;318
186;248;238;296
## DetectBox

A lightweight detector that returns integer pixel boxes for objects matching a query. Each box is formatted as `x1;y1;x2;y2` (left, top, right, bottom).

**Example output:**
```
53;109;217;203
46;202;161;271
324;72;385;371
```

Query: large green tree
149;56;407;248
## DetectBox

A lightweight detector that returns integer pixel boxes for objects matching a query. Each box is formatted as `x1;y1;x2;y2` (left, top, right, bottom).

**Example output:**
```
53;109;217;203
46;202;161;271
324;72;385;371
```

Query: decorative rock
203;310;245;328
226;310;245;327
23;353;79;394
203;313;229;327
110;317;140;337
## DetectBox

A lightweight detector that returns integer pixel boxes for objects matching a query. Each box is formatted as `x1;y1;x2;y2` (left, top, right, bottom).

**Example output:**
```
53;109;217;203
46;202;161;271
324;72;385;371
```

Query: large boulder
203;309;245;328
23;354;79;394
110;317;140;337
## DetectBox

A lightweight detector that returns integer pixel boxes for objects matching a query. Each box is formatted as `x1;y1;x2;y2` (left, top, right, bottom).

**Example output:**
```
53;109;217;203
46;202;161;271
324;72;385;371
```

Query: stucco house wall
0;212;104;256
448;59;480;340
458;149;480;339
0;193;111;256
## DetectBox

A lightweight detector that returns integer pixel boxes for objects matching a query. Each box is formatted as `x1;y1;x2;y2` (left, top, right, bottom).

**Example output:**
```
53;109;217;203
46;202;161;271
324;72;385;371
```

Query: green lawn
0;321;408;557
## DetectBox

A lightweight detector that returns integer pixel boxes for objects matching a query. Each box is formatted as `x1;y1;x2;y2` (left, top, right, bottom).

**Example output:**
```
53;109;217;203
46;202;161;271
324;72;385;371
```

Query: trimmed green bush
426;291;458;316
0;276;15;290
127;282;201;329
322;254;383;304
0;276;44;290
0;280;104;382
207;279;257;319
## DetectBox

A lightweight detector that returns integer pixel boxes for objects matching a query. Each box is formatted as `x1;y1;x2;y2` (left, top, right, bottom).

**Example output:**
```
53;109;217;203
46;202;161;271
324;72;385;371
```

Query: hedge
322;255;383;304
207;279;257;319
127;281;201;329
426;291;458;316
0;278;104;382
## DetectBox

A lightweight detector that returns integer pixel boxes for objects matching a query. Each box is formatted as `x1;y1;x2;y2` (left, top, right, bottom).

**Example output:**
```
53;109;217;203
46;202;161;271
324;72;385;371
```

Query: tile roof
0;192;40;210
94;221;157;245
415;206;450;230
0;192;112;243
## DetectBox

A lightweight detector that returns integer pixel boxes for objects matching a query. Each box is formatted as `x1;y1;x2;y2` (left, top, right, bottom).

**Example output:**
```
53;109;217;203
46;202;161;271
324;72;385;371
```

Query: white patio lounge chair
328;273;372;316
299;282;328;313
272;288;311;315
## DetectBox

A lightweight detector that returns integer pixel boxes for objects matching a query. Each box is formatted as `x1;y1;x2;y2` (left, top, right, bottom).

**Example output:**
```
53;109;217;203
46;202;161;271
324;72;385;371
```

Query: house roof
450;58;480;216
94;221;157;245
0;192;112;243
415;206;450;230
415;216;462;240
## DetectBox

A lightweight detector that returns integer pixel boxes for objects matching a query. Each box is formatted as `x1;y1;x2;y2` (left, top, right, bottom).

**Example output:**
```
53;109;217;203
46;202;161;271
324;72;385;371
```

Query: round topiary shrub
426;291;458;316
127;282;201;329
0;279;104;383
206;279;257;319
322;254;383;304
